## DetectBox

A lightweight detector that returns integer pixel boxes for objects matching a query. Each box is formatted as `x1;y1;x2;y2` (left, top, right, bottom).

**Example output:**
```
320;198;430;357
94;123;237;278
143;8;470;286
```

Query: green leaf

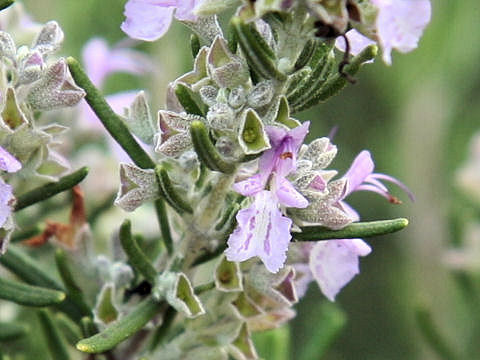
55;248;92;317
0;322;28;341
15;167;89;211
190;120;236;174
37;310;70;360
415;306;460;360
119;219;157;283
67;57;155;169
291;45;378;113
155;164;194;215
230;16;286;81
0;276;65;307
95;284;119;325
175;82;207;117
238;109;271;155
294;218;409;241
76;297;163;353
215;256;243;292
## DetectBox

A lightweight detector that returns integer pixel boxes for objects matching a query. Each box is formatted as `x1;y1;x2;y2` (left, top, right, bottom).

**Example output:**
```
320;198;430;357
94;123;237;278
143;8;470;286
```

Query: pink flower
226;123;310;273
343;150;414;204
371;0;431;64
121;0;203;41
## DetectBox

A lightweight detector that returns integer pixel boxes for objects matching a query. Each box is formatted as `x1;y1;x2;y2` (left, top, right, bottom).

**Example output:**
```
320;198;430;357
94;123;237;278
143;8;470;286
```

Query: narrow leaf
55;248;92;317
190;120;236;174
67;57;155;169
37;310;70;360
0;322;28;341
230;17;286;81
0;0;14;11
77;297;163;353
0;276;65;307
155;164;194;215
15;167;89;211
119;219;157;283
294;218;408;241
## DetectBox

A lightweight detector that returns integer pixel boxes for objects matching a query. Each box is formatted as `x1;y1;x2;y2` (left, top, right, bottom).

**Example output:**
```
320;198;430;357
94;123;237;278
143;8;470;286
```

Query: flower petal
232;174;265;197
225;191;292;273
344;150;374;195
274;176;308;208
309;239;371;301
0;146;21;173
121;0;175;41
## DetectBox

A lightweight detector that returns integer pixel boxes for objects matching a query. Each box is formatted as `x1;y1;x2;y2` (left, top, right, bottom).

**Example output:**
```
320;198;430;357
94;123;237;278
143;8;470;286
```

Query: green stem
67;57;155;170
154;199;173;255
120;219;157;283
55;248;93;317
14;167;88;211
77;298;163;353
0;276;65;307
294;218;408;241
37;310;70;360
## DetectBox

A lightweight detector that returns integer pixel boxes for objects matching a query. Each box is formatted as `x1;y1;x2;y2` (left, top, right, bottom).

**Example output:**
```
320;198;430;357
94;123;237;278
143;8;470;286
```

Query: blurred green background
17;0;480;358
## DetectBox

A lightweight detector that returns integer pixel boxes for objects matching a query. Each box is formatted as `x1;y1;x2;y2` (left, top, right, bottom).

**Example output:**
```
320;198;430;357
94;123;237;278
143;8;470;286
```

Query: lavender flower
225;123;310;273
309;239;371;301
372;0;431;64
0;146;21;254
343;150;414;204
121;0;204;41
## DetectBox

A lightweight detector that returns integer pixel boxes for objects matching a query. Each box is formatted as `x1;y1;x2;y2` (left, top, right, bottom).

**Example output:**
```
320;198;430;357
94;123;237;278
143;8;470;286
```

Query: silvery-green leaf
247;80;274;108
274;96;301;129
35;149;70;180
154;272;205;318
194;0;238;16
228;323;258;360
238;109;270;155
215;256;243;292
177;47;208;86
302;137;337;169
94;283;119;325
0;214;15;255
17;50;44;85
228;87;246;109
206;103;235;131
183;15;223;44
199;85;218;106
114;163;159;212
126;91;156;145
32;21;64;55
1;87;28;130
27;58;85;110
208;36;249;89
0;31;16;60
